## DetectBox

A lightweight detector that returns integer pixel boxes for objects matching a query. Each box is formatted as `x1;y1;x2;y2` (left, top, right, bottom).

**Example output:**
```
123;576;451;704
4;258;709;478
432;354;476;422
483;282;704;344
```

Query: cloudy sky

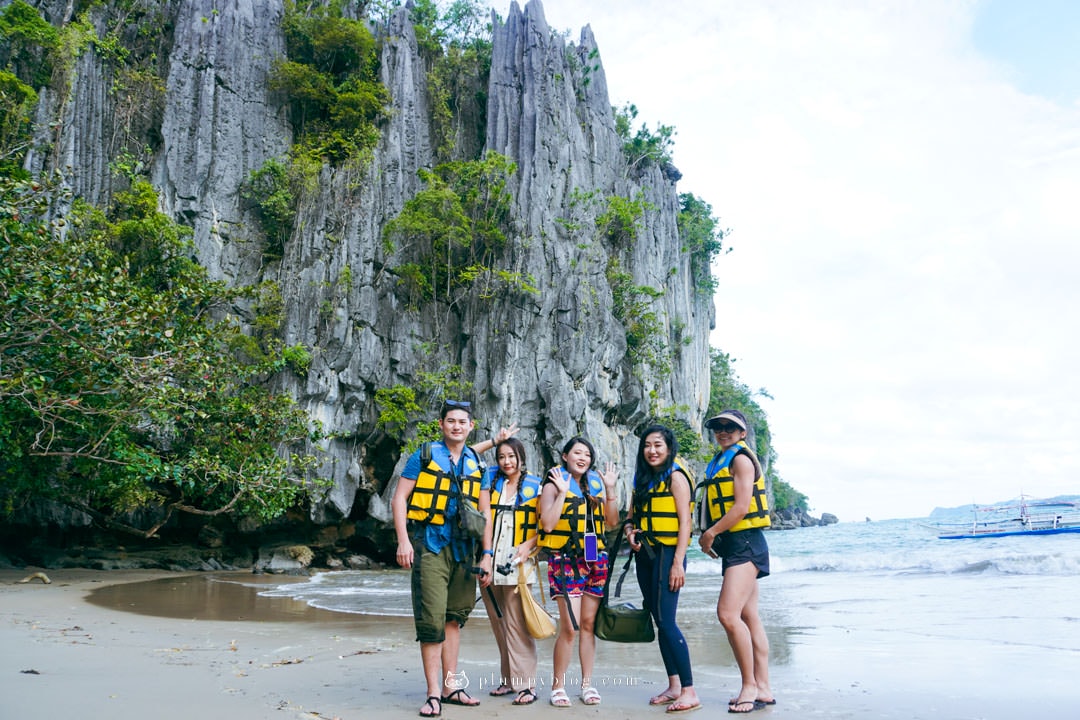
529;0;1080;521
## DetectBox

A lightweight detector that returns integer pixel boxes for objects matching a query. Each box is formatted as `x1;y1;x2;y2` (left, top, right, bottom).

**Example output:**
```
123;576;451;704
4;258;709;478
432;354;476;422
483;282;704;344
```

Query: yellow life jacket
406;442;485;526
633;457;696;546
698;441;770;532
537;468;606;554
488;469;542;546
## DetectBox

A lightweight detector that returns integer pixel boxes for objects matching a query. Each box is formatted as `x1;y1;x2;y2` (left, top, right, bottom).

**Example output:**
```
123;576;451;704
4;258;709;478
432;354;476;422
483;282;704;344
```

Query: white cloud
531;0;1080;520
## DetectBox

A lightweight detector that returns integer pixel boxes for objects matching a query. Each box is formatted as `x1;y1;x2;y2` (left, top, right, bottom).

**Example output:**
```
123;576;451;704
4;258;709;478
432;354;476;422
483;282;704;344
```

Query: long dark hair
633;424;677;496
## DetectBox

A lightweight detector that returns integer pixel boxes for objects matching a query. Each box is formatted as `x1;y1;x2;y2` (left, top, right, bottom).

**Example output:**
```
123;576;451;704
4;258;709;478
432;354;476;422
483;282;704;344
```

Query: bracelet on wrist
481;549;494;557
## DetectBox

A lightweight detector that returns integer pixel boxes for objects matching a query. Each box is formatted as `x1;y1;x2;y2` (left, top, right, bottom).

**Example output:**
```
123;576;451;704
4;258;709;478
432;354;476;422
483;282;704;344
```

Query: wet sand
0;567;1066;719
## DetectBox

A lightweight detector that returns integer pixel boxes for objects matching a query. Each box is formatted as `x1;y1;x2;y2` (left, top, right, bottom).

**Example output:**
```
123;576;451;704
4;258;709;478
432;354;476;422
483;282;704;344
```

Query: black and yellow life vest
537;468;606;554
406;442;485;526
488;469;542;546
698;441;770;533
633;457;696;546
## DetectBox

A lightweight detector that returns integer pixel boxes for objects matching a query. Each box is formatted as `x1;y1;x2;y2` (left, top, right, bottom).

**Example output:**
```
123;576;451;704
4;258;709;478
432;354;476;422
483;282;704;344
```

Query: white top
491;479;535;586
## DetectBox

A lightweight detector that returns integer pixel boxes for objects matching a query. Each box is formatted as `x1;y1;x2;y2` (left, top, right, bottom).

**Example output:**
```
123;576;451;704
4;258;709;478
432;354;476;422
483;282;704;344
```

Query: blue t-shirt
401;441;483;559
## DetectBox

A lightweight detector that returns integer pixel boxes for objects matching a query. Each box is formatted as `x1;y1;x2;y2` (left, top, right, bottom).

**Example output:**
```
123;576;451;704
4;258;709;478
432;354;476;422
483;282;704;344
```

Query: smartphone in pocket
583;532;598;562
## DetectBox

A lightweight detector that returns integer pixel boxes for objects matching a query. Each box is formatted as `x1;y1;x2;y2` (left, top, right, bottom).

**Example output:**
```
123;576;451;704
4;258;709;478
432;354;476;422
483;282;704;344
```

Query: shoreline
2;566;1075;719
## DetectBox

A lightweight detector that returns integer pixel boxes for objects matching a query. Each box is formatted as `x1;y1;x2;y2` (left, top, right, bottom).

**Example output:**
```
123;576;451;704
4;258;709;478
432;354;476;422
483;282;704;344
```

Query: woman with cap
624;424;701;714
697;409;775;713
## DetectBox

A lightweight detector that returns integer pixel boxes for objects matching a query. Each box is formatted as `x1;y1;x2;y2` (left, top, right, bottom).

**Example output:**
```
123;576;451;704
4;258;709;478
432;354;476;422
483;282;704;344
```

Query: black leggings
635;543;693;687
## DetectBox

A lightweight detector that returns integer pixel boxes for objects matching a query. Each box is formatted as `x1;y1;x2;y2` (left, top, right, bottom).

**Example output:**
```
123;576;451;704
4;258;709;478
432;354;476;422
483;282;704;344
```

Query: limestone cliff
16;0;714;536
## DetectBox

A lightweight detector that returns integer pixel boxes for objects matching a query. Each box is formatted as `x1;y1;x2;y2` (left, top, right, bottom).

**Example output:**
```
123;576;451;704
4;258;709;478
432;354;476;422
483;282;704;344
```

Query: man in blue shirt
392;400;492;717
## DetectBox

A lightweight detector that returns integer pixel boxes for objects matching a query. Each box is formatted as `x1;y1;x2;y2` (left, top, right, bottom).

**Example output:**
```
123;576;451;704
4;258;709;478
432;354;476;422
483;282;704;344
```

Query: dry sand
0;566;1052;719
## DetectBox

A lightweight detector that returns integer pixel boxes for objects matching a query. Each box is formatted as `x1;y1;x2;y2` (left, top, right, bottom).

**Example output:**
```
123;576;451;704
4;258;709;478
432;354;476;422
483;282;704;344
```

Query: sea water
255;519;1080;716
256;518;1080;618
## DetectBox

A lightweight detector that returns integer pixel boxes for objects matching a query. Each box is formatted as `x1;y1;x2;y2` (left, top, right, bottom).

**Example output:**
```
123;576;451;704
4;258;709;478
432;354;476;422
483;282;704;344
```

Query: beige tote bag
517;561;557;639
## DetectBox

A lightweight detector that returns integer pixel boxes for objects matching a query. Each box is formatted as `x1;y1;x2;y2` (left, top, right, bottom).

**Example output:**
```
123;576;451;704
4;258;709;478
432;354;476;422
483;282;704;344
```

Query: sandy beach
3;568;703;720
2;560;1075;720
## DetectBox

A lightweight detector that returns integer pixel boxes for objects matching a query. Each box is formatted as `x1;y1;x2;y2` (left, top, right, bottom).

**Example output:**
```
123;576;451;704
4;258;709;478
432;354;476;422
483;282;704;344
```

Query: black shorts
712;528;770;578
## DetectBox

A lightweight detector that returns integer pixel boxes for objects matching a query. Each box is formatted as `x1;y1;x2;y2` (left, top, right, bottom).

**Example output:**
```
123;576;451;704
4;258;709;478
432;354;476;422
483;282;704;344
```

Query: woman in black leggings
624;424;700;714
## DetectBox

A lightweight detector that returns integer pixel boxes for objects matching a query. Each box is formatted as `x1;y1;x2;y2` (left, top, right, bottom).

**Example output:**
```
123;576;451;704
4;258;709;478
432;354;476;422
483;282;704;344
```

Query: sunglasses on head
712;423;742;433
443;399;471;409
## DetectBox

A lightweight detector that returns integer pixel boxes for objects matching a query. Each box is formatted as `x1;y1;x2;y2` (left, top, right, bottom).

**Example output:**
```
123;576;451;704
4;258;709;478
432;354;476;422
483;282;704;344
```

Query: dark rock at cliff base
771;508;837;529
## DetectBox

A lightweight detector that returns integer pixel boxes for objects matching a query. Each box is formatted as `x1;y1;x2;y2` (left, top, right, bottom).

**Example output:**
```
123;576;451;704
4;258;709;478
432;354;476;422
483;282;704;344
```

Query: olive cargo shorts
411;543;477;643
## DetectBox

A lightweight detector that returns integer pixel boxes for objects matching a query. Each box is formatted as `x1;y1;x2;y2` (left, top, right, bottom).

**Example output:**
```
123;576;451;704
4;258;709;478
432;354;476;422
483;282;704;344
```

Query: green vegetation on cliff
0;177;325;536
706;348;808;512
383;150;536;311
0;0;812;536
273;0;388;165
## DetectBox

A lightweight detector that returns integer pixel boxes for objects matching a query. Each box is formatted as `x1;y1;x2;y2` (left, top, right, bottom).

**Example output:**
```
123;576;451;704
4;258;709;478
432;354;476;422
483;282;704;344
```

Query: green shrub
383;152;519;308
606;258;669;376
0;1;60;88
678;192;726;295
614;103;674;174
0;177;325;536
271;1;388;165
242;158;295;257
597;192;649;246
0;70;36;175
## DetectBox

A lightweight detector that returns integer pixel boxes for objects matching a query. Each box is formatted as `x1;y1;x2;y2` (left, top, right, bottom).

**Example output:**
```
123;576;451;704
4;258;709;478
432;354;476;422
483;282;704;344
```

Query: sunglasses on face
712;424;742;433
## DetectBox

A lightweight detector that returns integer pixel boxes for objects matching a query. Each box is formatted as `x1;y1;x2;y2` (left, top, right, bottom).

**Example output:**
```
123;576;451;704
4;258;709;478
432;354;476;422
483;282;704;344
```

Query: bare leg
552;594;580;693
742;580;772;701
441;621;460;693
420;640;443;715
577;594;600;692
440;621;479;704
717;562;760;707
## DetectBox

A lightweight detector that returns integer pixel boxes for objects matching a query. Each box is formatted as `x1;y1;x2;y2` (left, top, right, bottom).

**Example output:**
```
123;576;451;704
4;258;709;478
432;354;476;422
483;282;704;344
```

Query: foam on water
258;519;1080;617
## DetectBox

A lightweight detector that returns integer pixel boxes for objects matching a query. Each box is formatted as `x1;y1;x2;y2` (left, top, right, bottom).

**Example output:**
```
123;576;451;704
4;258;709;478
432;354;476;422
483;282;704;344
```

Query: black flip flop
513;689;538;706
728;699;758;714
419;696;442;717
442;689;480;707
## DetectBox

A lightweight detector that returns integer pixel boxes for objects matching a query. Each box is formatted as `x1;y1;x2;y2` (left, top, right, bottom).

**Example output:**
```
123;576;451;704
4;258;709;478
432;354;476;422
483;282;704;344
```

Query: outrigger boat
936;496;1080;539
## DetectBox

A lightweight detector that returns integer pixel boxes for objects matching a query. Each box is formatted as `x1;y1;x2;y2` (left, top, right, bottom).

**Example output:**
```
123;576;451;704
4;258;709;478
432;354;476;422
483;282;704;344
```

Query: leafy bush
606;258;669;376
0;1;60;88
614;103;674;175
0;177;324;536
242;158;296;257
678;192;727;296
597;192;650;246
404;0;493;160
376;365;474;454
271;1;388;164
383;152;526;308
0;70;36;176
